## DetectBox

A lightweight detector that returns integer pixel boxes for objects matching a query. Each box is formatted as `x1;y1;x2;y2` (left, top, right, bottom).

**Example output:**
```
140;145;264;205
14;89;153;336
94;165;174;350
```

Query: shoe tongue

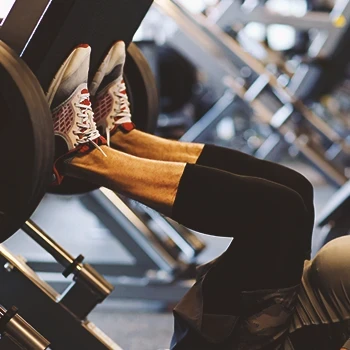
99;64;123;93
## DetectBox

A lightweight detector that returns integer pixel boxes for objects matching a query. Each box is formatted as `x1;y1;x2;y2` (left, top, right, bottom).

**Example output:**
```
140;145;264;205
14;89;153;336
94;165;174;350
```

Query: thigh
172;164;309;244
196;145;315;235
172;164;309;313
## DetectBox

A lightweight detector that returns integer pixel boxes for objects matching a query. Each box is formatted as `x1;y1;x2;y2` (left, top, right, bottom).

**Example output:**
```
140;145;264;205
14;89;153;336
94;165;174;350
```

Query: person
46;42;350;350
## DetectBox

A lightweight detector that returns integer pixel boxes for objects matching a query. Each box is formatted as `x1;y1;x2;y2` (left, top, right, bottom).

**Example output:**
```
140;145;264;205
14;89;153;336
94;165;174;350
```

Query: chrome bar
22;220;74;268
0;305;50;349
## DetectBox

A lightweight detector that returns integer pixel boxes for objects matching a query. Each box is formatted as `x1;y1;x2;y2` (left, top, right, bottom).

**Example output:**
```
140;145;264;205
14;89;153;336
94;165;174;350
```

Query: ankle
110;128;137;151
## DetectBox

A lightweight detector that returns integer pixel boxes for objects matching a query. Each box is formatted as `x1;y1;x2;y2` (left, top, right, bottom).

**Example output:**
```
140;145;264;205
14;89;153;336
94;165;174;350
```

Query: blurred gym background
1;0;350;349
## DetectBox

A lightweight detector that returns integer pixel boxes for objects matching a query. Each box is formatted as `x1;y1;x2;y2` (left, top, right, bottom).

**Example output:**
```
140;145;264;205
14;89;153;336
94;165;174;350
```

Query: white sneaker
47;44;107;184
90;41;135;146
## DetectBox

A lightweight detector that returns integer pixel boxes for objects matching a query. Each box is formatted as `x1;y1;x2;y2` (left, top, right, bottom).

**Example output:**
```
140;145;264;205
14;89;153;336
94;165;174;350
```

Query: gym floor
5;158;335;350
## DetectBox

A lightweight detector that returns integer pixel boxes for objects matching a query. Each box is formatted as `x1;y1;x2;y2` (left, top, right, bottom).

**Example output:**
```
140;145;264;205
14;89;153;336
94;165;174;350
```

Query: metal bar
135;205;200;260
215;0;333;30
91;188;182;274
244;74;270;102
22;220;74;269
0;248;121;349
309;0;350;57
28;261;150;278
5;311;50;350
40;273;193;303
0;0;52;55
316;180;350;225
255;133;282;159
293;136;347;187
181;90;236;142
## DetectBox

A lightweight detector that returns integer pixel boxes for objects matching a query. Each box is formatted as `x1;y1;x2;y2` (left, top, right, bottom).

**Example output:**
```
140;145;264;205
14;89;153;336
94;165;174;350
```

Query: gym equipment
0;236;122;349
0;18;52;350
0;0;159;348
12;188;206;305
216;0;349;58
214;0;350;101
0;40;54;243
158;45;197;114
0;304;50;350
125;42;159;133
152;0;349;188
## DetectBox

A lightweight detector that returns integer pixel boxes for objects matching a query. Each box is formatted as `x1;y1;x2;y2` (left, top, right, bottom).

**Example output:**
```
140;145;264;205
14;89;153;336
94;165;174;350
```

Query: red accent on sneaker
81;88;89;94
120;122;135;132
81;99;91;106
77;44;90;48
51;136;107;186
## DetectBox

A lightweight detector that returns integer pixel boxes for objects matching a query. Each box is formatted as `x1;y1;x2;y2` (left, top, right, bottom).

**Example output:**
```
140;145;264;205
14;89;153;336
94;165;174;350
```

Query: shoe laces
105;78;132;146
74;89;107;157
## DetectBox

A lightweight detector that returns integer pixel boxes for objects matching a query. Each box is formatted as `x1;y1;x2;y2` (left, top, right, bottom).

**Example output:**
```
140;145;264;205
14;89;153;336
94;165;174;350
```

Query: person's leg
63;149;308;291
90;40;314;230
111;129;204;164
62;146;185;217
113;130;313;215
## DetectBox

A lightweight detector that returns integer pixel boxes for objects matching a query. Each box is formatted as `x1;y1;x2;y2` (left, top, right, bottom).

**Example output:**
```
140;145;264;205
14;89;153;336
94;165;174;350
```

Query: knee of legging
289;172;314;207
271;186;308;230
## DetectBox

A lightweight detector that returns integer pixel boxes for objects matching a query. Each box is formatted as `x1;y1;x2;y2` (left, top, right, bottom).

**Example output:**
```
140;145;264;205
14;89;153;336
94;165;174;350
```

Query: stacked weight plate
0;41;54;242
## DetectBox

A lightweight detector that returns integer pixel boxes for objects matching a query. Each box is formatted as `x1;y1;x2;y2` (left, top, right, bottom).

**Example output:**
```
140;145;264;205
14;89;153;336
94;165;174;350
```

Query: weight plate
125;42;159;133
49;42;159;195
0;41;54;242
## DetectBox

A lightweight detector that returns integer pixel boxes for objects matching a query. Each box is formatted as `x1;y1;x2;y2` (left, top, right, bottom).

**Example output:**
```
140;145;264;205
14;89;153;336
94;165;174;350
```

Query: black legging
171;144;314;315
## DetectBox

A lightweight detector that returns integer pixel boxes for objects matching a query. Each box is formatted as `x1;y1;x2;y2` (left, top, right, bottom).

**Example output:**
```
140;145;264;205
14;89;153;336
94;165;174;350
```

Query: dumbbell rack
154;0;349;188
0;219;123;349
215;0;350;59
214;0;350;106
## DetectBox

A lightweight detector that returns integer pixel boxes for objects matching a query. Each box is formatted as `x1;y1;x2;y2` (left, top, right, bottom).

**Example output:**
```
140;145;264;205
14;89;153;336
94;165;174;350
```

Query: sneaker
90;41;135;146
47;44;107;185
